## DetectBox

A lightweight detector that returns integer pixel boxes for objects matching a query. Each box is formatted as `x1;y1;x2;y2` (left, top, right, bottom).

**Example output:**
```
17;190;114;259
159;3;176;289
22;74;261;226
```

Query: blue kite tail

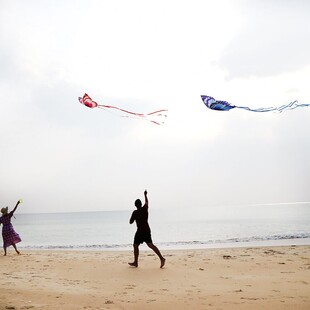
236;100;310;113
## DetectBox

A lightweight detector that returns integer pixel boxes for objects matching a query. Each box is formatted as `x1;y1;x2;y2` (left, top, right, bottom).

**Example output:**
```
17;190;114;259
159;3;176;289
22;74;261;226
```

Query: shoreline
1;245;309;309
17;237;310;252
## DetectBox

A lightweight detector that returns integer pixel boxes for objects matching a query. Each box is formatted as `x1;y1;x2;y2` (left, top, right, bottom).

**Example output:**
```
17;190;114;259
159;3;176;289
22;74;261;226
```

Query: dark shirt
131;206;150;233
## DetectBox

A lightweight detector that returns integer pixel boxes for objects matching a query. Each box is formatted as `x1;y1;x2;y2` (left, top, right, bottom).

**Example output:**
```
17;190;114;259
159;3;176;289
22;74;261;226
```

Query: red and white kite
79;93;167;125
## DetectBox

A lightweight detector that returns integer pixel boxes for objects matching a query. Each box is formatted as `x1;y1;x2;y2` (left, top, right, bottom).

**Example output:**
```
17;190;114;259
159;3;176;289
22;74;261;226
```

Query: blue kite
201;95;310;113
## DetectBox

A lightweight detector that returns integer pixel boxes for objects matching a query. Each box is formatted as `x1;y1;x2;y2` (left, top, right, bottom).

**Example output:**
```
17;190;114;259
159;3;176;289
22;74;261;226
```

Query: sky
1;0;310;214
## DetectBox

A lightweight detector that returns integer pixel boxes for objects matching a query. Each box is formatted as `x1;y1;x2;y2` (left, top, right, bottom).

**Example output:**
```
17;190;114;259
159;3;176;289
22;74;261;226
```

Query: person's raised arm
144;190;148;208
12;200;21;214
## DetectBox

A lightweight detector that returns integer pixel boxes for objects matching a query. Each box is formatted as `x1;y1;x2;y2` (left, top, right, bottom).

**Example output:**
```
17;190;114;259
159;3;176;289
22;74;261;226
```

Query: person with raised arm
0;200;22;256
128;190;165;268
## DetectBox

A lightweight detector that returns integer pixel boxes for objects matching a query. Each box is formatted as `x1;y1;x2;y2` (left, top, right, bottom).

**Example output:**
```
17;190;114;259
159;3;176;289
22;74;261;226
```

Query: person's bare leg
12;243;20;255
128;244;139;267
3;246;7;256
147;243;165;268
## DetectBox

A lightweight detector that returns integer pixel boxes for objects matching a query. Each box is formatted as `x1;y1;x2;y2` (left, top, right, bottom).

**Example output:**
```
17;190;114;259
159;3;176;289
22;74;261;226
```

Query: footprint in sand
124;284;136;290
223;255;233;259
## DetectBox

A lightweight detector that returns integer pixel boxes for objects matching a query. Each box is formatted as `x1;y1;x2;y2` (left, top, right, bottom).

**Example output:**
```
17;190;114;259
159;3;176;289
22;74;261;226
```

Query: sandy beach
0;245;309;309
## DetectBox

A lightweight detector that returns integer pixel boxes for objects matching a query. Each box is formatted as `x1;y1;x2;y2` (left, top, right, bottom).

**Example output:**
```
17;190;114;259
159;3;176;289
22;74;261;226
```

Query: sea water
10;203;310;250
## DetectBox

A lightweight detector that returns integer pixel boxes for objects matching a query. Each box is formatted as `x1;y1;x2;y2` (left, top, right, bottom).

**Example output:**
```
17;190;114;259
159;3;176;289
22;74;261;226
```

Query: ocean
9;203;310;251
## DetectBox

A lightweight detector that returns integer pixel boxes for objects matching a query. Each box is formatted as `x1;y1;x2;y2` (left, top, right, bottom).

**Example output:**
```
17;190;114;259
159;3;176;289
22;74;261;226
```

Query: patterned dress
0;211;21;248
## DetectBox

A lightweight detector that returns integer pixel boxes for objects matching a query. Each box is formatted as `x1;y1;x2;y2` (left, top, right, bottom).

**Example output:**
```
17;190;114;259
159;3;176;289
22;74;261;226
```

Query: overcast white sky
1;0;309;214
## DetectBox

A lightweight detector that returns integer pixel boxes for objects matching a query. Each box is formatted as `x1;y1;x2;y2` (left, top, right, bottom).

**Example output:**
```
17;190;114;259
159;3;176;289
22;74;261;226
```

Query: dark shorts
134;231;152;245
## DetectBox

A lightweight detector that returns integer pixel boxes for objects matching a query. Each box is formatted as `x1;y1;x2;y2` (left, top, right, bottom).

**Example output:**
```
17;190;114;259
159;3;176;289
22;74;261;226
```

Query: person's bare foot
160;258;166;268
16;251;20;255
128;262;138;267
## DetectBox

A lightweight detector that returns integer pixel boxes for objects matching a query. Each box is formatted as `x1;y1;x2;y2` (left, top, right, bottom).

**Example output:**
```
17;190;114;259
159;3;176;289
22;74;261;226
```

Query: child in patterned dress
0;200;22;256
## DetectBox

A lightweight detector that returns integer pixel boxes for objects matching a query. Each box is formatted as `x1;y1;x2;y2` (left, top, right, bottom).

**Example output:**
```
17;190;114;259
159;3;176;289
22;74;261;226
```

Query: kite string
98;104;168;117
98;104;144;116
97;106;166;125
236;100;303;113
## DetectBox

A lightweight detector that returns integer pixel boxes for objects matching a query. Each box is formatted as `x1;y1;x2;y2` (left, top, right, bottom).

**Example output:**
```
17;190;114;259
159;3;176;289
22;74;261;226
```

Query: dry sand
0;245;309;309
